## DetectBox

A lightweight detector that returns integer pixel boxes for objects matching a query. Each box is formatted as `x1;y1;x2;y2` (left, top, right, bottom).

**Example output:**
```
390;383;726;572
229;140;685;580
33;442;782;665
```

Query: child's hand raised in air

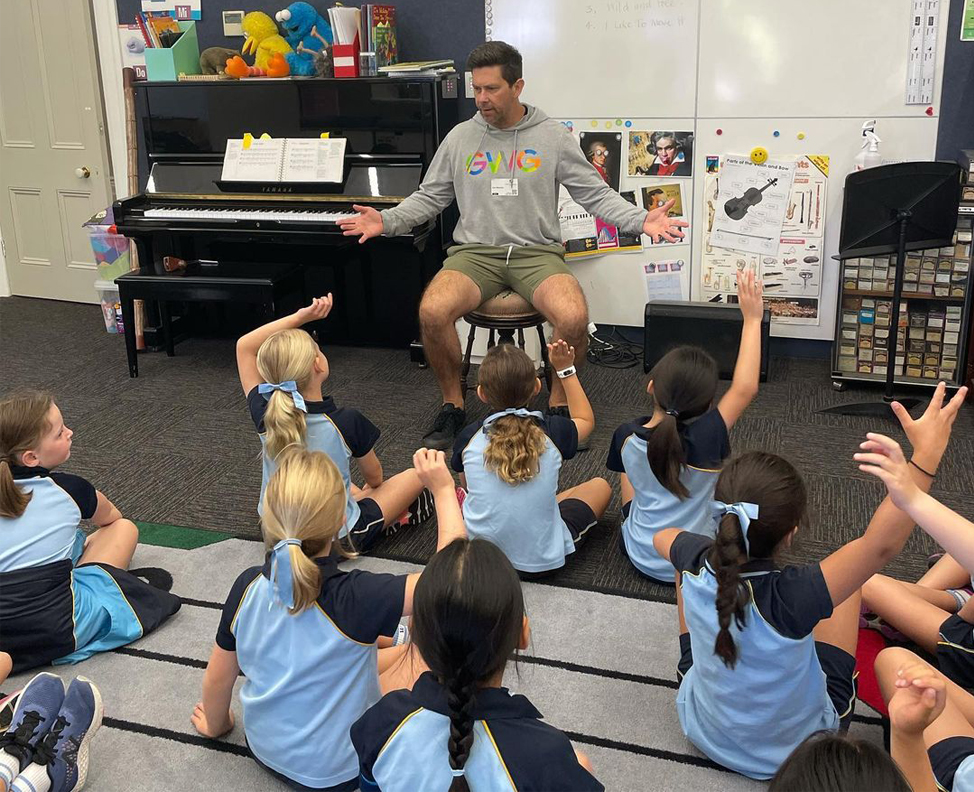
413;448;454;493
547;339;576;371
736;268;764;323
854;433;922;511
888;658;946;736
294;294;334;325
191;701;235;739
893;382;967;468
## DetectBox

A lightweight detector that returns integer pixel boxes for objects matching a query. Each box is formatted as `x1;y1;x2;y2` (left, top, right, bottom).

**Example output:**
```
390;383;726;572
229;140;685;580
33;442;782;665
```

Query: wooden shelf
842;288;965;302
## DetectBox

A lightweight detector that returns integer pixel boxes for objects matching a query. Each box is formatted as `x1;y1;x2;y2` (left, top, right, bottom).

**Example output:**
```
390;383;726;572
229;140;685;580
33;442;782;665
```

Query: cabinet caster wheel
832;380;847;392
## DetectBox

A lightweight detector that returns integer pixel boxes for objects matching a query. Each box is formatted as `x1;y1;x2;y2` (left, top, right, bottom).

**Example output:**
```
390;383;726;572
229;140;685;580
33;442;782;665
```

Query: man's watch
556;366;577;379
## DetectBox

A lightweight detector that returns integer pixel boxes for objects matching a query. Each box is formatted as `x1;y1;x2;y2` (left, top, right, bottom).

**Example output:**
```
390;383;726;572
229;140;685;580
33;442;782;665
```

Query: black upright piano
113;76;460;348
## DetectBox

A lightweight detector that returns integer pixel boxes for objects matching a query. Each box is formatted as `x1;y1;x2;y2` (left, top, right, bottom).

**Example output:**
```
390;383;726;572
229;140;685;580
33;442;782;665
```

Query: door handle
75;167;91;178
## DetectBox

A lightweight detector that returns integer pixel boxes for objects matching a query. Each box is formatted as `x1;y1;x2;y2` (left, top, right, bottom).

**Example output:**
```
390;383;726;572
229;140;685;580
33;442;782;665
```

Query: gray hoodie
380;104;648;247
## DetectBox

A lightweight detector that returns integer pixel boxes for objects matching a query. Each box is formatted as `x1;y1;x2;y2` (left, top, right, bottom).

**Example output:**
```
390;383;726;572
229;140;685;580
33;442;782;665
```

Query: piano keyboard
143;207;357;223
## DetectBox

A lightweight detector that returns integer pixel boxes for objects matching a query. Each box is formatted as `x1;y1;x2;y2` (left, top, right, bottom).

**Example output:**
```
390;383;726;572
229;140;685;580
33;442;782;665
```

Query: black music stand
820;162;962;419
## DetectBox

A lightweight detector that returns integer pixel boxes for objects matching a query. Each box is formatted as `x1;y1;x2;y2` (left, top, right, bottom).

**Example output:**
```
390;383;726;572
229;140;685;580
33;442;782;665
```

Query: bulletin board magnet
750;146;769;164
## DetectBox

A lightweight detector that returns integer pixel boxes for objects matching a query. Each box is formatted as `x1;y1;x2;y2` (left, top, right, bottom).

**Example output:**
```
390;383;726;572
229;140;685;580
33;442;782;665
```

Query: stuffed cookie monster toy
276;2;333;76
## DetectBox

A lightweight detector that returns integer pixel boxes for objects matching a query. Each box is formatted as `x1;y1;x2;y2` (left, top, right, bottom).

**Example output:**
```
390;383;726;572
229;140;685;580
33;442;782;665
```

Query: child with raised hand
857;426;974;690
237;295;434;554
0;391;180;676
653;381;966;780
606;269;764;583
351;537;604;792
451;340;610;576
877;647;974;792
191;447;465;791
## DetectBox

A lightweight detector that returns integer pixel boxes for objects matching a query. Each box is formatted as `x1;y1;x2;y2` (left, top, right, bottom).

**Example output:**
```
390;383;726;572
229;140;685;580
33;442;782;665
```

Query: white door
0;0;113;303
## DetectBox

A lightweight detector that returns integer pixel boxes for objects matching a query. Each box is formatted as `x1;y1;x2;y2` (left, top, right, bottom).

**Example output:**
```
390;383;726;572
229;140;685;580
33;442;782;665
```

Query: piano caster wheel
832;380;847;392
418;362;428;369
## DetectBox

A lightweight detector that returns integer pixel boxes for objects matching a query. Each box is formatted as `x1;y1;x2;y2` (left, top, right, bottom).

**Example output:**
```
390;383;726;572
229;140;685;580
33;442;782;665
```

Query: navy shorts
677;634;857;731
517;499;596;582
929;736;974;791
247;741;357;792
937;613;974;689
346;497;384;553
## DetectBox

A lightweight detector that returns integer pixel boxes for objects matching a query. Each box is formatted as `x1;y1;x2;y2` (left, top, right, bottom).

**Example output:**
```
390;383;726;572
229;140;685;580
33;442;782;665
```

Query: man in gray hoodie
338;41;687;449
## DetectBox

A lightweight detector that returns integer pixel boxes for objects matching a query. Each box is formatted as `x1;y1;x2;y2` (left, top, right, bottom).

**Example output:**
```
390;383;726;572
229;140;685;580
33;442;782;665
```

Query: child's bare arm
192;644;240;738
355;450;384;489
717;269;763;431
548;340;595;442
235;295;333;396
91;491;123;527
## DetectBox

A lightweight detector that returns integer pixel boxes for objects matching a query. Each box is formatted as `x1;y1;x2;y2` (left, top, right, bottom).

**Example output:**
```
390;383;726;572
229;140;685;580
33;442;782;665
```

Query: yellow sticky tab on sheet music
242;133;253;150
260;133;271;140
320;133;330;139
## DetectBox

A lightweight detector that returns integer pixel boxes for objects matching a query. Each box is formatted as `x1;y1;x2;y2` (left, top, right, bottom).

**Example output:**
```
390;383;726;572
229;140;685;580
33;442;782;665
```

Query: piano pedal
409;340;427;367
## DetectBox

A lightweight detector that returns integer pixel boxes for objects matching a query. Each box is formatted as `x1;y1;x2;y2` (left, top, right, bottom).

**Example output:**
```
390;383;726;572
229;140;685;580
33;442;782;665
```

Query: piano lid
145;161;423;204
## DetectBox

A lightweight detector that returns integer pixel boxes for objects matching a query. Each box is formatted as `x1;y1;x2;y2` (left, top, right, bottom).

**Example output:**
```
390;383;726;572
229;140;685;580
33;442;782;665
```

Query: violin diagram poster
700;156;829;326
710;156;796;256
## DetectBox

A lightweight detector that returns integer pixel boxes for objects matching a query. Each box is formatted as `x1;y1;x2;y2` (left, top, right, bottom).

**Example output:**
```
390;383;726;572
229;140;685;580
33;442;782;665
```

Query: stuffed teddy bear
275;2;333;76
200;46;240;75
241;11;293;71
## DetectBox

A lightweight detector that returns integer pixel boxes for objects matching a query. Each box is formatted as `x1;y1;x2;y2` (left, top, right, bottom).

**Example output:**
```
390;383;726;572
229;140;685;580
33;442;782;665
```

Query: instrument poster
701;156;829;327
711;156;796;256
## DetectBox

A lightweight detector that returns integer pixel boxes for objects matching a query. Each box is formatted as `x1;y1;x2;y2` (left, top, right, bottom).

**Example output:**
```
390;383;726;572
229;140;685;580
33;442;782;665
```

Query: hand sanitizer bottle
853;120;883;171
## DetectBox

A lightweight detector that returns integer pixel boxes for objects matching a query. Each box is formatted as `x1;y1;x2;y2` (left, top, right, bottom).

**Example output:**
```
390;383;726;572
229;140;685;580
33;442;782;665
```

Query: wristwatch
556;366;577;379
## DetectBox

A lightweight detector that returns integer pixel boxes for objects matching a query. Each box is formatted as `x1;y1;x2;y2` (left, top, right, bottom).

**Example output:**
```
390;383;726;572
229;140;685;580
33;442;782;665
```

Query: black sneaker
545;405;589;451
421;405;466;451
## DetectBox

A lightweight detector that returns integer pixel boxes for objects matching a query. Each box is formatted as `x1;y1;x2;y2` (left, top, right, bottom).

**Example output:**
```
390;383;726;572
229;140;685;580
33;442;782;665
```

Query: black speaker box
644;301;770;381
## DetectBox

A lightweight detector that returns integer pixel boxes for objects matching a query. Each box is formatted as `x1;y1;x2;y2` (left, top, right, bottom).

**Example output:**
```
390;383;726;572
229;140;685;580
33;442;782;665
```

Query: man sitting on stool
338;41;688;449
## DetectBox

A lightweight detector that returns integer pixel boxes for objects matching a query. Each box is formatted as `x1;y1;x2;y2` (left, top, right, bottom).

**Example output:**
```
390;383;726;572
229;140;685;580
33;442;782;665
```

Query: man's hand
293;294;333;325
736;268;764;323
337;204;384;244
643;199;689;243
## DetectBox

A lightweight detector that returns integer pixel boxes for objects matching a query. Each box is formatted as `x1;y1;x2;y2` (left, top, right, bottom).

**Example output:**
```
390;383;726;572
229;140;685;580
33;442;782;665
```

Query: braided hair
410;539;526;790
707;452;807;668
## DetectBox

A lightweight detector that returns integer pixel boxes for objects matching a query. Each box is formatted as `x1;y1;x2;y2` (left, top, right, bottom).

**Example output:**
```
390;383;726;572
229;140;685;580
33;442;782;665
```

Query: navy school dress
0;466;181;674
605;410;729;583
351;671;604;791
671;532;857;780
452;409;590;574
247;387;383;549
217;554;407;790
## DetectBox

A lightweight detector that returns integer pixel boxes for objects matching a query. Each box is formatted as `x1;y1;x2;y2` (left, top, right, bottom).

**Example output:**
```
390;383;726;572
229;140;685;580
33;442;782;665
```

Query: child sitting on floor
192;447;465;791
652;382;966;780
0;391;180;678
451;340;610;577
859;428;974;690
605;268;764;584
352;537;604;792
236;295;433;553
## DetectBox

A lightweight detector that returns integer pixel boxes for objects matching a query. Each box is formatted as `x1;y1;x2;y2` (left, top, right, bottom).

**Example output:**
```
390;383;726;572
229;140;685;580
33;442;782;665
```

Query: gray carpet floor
4;294;974;601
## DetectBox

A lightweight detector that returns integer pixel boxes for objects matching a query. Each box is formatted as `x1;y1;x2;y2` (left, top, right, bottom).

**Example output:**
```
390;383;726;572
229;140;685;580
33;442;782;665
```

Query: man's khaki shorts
443;243;571;302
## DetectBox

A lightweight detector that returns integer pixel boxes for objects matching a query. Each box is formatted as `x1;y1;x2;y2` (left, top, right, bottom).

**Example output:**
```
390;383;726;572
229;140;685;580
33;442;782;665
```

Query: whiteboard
488;0;699;118
486;0;950;341
697;0;948;118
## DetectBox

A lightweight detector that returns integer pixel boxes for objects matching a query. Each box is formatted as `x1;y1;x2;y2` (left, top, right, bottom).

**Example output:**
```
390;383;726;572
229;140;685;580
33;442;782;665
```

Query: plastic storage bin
84;207;131;282
95;279;124;334
145;21;200;81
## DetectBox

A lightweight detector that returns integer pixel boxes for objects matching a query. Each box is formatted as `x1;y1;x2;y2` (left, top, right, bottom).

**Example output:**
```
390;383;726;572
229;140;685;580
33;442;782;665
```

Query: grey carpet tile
4;295;974;601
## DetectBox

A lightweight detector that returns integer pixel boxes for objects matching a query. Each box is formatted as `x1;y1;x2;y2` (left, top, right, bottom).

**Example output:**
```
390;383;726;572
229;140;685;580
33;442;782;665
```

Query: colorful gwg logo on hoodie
465;149;541;176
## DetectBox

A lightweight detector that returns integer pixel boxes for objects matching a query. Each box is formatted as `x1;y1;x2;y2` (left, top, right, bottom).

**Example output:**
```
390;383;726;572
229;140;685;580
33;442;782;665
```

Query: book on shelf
378;59;453;72
221;137;347;184
361;5;398;68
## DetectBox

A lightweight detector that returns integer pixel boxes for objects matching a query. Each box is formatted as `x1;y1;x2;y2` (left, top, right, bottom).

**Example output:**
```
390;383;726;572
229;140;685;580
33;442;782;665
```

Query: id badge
491;178;519;197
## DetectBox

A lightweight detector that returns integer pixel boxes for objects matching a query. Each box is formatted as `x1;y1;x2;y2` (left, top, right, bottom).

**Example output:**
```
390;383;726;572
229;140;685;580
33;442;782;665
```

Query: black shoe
545;405;589;451
422;404;466;451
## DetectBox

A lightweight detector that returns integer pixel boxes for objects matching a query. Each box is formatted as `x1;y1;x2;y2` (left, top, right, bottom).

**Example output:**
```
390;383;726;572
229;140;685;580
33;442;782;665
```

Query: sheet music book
221;137;347;183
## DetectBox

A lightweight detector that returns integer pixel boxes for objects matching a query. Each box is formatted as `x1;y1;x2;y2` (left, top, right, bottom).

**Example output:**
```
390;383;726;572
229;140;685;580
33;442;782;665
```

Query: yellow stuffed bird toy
241;11;293;71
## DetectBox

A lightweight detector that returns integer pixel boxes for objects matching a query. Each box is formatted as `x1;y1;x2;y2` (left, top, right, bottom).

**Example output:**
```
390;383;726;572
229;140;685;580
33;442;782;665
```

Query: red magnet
716;128;723;135
925;106;934;116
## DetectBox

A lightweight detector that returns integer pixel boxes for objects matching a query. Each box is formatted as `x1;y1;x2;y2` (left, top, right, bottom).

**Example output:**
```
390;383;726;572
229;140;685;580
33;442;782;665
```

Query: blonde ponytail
256;329;320;460
484;416;547;485
0;391;54;518
261;449;349;613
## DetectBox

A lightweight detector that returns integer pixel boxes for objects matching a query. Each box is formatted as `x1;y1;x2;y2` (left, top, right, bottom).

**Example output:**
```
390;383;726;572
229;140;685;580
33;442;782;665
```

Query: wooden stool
460;289;551;395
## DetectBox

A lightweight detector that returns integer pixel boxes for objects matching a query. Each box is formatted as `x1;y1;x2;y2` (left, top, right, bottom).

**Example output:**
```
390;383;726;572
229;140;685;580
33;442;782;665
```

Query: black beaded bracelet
909;459;936;478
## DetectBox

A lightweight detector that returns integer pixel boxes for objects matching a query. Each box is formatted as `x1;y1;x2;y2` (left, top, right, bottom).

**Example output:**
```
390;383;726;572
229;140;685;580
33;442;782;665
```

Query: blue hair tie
482;407;544;432
258;381;307;413
711;500;760;555
268;538;303;610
